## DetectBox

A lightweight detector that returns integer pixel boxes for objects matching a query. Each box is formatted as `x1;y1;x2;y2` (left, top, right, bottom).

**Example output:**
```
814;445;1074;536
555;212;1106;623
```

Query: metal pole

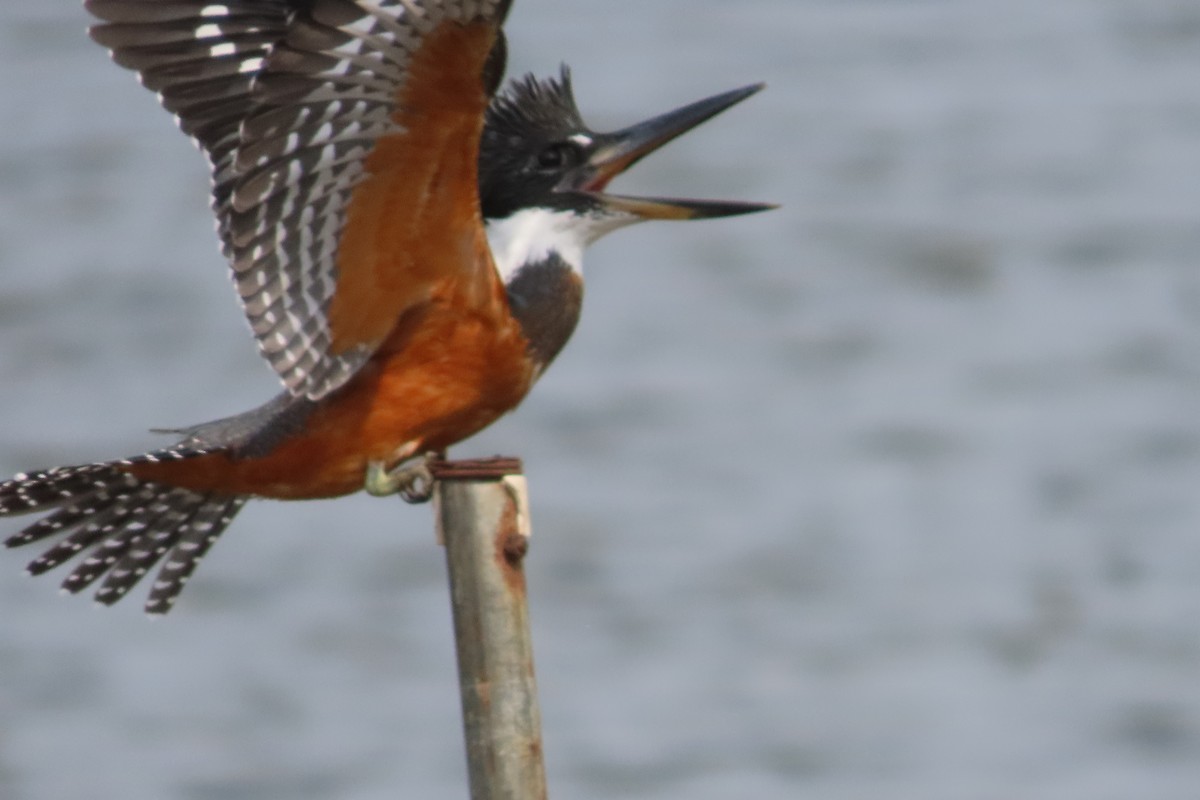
435;467;547;800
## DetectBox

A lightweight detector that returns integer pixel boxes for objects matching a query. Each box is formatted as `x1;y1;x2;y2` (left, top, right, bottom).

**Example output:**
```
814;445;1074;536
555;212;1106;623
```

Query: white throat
485;206;636;281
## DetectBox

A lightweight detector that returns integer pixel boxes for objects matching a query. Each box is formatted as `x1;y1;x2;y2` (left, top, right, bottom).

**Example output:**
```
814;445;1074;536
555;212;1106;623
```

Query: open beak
577;83;776;220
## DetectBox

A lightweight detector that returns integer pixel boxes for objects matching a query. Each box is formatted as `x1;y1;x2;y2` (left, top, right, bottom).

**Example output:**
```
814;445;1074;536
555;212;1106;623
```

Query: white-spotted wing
87;0;513;400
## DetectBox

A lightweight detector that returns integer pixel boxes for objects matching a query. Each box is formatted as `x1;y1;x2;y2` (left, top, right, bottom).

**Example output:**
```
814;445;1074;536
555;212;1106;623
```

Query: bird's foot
365;454;525;504
365;453;437;503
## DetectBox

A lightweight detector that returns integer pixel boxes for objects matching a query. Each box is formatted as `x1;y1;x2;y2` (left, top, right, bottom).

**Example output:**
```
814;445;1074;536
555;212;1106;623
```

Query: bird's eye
536;142;580;170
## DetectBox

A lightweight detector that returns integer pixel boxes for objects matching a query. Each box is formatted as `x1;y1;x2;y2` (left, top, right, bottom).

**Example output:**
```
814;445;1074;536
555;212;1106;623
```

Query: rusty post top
429;456;524;481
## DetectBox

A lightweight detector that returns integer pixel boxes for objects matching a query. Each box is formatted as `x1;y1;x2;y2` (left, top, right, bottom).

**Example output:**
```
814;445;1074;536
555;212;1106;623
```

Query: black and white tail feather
1;445;245;614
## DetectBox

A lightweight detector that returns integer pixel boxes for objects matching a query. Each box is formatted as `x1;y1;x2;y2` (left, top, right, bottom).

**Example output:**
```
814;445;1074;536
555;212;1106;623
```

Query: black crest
480;68;593;219
484;67;585;145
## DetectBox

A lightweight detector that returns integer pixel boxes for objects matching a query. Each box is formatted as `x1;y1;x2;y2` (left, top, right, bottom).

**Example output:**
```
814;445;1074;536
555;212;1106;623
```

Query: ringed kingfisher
1;0;770;614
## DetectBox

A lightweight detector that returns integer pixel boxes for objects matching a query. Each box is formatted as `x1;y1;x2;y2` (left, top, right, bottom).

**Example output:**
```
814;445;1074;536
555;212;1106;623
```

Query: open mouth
576;83;776;220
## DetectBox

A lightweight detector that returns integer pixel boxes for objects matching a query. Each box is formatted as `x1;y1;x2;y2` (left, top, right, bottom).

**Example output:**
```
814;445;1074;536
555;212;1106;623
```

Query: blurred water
2;1;1200;798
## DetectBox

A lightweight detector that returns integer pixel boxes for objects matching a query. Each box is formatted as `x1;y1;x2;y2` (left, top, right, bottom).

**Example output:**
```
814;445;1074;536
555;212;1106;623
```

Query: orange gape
125;21;536;500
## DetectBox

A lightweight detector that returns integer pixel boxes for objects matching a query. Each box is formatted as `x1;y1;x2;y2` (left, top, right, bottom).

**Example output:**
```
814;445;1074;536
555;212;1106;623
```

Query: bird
1;0;770;614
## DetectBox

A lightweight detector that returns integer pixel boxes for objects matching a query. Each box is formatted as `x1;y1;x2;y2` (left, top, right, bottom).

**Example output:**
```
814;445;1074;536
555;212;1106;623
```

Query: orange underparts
126;303;535;499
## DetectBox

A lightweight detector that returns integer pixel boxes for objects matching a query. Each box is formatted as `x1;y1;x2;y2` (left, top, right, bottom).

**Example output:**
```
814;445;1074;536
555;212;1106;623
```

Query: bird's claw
365;454;524;504
365;458;436;504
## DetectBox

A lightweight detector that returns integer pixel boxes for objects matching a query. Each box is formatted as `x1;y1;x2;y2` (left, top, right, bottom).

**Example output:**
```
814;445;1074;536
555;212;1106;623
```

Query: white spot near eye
569;134;594;147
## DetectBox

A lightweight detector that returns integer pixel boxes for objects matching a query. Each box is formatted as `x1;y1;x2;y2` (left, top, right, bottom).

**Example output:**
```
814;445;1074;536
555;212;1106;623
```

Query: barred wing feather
87;0;513;399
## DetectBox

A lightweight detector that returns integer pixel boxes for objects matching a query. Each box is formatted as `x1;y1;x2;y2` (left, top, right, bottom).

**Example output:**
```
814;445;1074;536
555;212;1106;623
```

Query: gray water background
2;1;1200;797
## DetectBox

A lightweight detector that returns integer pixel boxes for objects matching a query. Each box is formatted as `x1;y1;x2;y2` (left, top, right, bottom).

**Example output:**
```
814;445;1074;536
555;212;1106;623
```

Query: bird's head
480;68;773;280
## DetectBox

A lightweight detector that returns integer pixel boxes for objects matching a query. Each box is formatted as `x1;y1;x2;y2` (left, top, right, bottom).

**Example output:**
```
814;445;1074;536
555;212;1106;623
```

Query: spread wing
87;0;513;400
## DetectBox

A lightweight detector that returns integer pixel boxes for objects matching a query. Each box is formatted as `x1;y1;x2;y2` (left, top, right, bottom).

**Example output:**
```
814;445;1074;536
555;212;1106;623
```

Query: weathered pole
433;459;547;800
